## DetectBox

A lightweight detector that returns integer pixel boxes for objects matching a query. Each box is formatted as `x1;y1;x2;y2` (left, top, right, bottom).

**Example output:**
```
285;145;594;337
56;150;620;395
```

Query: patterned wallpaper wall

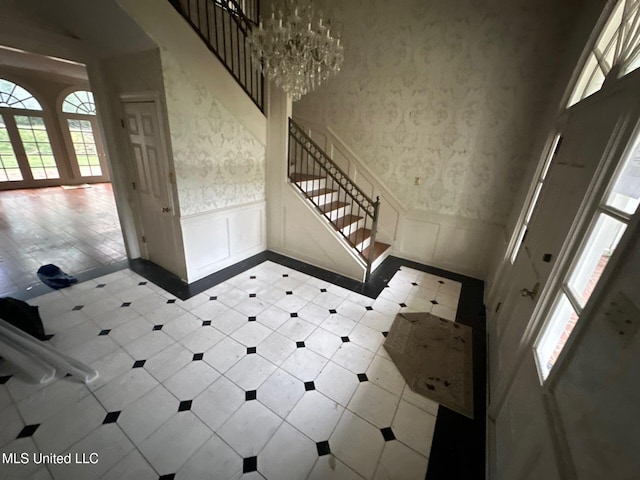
294;0;580;224
161;49;266;216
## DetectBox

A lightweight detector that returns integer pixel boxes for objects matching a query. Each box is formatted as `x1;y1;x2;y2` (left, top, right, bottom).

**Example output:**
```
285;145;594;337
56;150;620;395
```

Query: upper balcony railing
169;0;264;112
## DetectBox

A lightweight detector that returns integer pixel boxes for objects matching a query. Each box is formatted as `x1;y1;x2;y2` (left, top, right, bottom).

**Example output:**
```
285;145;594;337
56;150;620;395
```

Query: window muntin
15;115;59;180
0;115;22;181
0;79;42;110
62;90;96;115
67;119;102;177
567;0;640;107
605;136;640;215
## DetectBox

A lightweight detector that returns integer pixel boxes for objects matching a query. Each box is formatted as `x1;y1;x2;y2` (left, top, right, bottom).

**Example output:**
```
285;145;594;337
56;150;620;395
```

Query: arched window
0;79;58;182
62;90;103;177
567;0;640;107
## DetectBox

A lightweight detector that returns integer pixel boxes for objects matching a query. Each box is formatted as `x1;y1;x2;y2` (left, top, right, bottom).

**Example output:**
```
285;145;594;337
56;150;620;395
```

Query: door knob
161;206;171;213
520;282;540;301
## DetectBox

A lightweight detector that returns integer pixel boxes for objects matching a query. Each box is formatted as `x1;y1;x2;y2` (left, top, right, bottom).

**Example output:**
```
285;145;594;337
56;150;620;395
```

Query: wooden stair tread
334;214;363;229
362;241;391;263
306;187;338;197
347;227;372;246
290;173;326;182
319;201;349;213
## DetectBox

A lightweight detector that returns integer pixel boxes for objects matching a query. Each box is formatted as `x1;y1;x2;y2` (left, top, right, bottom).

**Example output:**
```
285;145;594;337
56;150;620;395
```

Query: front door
123;101;180;275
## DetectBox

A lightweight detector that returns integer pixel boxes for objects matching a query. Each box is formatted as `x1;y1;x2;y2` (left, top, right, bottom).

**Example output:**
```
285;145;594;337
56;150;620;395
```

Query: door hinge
142;235;146;243
132;181;136;190
121;118;125;128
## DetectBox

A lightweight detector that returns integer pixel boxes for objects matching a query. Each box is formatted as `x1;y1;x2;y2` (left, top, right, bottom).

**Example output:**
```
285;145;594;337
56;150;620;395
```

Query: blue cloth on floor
36;264;77;289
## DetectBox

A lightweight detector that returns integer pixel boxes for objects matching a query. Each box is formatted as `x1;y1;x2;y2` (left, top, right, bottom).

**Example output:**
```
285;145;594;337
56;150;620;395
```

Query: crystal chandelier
248;0;344;101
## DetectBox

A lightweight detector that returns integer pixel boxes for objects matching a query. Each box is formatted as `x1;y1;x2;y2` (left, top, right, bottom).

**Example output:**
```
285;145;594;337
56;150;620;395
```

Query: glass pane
15;115;59;179
0;78;43;110
567;213;627;307
62;90;96;115
67;118;101;177
535;293;579;381
0;115;23;182
606;135;640;214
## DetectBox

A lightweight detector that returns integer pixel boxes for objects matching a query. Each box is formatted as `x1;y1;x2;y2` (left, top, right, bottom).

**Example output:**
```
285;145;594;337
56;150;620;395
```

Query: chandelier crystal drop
248;0;344;101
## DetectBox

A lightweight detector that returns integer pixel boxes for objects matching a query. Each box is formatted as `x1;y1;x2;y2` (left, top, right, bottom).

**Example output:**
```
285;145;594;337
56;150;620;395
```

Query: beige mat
384;312;474;419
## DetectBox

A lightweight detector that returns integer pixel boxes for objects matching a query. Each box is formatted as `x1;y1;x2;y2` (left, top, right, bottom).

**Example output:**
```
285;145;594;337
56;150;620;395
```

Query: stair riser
339;218;366;237
311;192;339;206
352;235;371;252
296;178;327;192
324;205;351;221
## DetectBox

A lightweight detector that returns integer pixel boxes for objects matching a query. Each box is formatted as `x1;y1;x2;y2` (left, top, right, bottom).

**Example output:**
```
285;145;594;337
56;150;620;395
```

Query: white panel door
123;101;179;275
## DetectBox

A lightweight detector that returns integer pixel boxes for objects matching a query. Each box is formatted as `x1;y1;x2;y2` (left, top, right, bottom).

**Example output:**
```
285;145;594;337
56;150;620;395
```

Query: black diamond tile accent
296;341;305;348
16;424;40;438
366;306;373;311
72;305;84;311
202;320;211;326
430;300;439;305
250;275;256;279
43;334;54;341
247;347;257;354
245;390;257;401
381;427;396;441
357;373;368;382
341;336;350;343
132;360;146;368
98;329;111;336
167;299;176;304
209;296;217;301
411;282;419;286
249;293;256;298
178;400;192;412
121;302;131;307
286;291;293;295
103;411;120;424
152;324;163;331
282;274;289;278
382;331;389;337
290;312;298;318
304;381;315;391
316;440;331;456
399;303;407;308
320;288;327;292
438;280;445;284
96;283;106;288
192;353;204;361
138;281;147;285
329;309;337;314
0;375;12;384
243;456;257;473
248;316;256;322
159;475;175;480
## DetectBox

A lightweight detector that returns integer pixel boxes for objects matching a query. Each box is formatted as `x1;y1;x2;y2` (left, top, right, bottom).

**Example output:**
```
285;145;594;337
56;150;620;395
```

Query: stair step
362;241;392;263
334;214;363;230
320;201;349;214
290;173;326;183
306;187;338;198
347;228;372;247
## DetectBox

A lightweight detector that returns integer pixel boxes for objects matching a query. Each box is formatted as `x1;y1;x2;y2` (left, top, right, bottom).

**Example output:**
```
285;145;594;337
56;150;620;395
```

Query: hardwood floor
0;183;126;296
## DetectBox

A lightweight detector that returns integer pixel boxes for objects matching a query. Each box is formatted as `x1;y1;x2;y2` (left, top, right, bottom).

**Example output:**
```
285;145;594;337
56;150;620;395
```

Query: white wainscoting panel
180;201;266;282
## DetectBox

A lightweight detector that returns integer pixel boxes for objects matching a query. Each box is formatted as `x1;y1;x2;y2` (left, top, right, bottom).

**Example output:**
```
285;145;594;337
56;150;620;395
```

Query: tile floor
0;260;461;479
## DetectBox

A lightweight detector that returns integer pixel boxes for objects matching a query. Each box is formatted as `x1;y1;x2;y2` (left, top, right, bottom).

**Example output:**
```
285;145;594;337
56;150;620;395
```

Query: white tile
391;400;437;456
176;433;242;480
298;302;330;325
122;330;174;360
431;303;457;321
88;349;134;391
0;404;23;448
94;368;159;412
274;294;308;313
258;368;305;419
330;410;385;479
328;284;352;298
65;334;121;365
114;284;156;302
360;311;394;333
164;361;220;400
130;292;168;317
138;412;212;475
366;356;406;396
291;283;322;302
192;376;244;430
308;455;365;480
16;379;91;425
336;300;367;322
216;287;250;308
257;332;297;365
141;303;186;326
204;336;245;373
225;355;276;390
178;325;225;353
118;385;179;444
254;285;288;304
315;361;360;407
280;348;328;381
373;440;429;480
305;328;342;359
372;297;401;316
108;315;154;346
287;390;344;441
332;343;375;374
0;386;11;411
274;276;305;292
43;310;90;335
0;438;44;478
346;291;374;307
348;382;399;428
33;394;106;453
49;320;100;353
209;308;247;335
162;311;202;341
81;296;124;320
255;305;290;330
320;314;357;337
103;449;157;480
176;292;209;311
403;295;435;313
312;291;344;309
234;297;270;317
231;321;273;347
144;341;193;383
277;317;316;341
400;387;440;416
189;299;231;321
217;401;282;457
349;323;385;352
258;422;317;480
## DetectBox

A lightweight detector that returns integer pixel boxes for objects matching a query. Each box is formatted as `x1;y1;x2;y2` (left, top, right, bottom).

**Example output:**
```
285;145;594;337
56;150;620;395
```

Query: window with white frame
62;90;103;177
534;131;640;381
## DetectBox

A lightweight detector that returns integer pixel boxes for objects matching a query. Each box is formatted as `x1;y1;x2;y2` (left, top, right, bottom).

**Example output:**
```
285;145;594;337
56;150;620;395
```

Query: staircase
288;119;391;279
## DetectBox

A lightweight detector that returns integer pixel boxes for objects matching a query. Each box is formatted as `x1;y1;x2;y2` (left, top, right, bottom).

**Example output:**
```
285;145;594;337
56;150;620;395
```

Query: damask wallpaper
161;49;266;216
294;0;580;224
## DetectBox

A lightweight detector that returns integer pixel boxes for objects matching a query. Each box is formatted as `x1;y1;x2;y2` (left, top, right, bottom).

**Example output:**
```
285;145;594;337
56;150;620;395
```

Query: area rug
384;312;474;419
